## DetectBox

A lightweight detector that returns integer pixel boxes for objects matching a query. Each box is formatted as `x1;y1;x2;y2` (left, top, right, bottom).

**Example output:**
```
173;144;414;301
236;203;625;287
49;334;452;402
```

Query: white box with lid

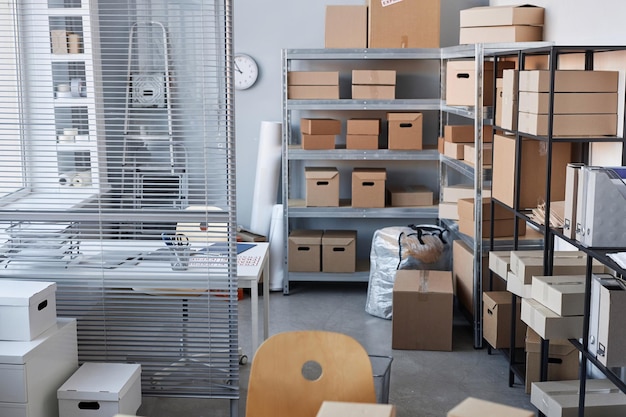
0;318;78;417
58;362;142;417
0;280;57;341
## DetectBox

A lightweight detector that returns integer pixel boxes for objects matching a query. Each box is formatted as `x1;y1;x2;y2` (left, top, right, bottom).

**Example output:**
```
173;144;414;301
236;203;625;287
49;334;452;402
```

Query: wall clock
234;53;259;90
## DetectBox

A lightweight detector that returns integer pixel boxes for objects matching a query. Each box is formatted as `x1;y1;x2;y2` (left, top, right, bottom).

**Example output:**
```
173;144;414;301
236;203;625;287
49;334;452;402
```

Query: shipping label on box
301;118;341;135
352;70;396;85
288;229;323;272
305;167;339;207
460;5;545;27
392;270;453;351
351;168;386;208
387;112;422;150
325;5;368;49
518;70;619;93
322;230;357;273
521;298;583;340
531;275;586;317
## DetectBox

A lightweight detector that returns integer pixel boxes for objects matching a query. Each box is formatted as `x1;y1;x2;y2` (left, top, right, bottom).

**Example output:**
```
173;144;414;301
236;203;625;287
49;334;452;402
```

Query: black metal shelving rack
489;44;626;417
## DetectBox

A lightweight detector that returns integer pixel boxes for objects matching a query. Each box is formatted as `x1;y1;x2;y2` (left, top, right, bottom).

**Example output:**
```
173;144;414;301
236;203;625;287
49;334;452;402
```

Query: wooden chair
245;330;377;417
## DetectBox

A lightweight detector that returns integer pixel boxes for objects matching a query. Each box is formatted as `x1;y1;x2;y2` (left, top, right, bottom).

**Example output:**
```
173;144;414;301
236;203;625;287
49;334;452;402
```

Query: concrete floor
138;282;535;417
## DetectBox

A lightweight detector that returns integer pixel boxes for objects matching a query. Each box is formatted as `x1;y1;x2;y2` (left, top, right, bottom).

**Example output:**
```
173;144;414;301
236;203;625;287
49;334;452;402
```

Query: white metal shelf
288;147;440;161
286;99;441;111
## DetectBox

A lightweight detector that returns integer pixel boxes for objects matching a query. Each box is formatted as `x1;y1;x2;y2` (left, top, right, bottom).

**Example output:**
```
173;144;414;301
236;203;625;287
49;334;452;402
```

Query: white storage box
531;379;626;417
58;363;142;417
0;318;78;417
0;280;57;341
521;298;583;340
531;275;586;316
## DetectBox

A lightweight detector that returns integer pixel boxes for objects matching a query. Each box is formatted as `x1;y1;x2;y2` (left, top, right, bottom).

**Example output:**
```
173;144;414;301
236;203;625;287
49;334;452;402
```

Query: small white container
57;363;142;417
0;280;57;341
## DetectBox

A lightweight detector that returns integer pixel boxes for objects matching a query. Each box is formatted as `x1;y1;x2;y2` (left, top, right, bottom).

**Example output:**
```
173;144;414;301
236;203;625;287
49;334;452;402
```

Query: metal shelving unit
281;48;443;294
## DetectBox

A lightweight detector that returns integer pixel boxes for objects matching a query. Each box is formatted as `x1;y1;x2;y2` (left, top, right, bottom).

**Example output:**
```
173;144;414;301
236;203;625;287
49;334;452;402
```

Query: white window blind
0;0;238;402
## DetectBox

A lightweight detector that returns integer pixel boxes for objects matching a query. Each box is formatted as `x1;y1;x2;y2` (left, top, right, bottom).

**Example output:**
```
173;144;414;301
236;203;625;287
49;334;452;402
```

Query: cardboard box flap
395;270;453;294
316;401;396;417
305;167;339;181
353;168;387;181
289;229;323;245
322;230;356;247
0;280;57;306
525;327;576;356
387;113;423;123
483;291;514;311
460;5;545;28
448;396;535;417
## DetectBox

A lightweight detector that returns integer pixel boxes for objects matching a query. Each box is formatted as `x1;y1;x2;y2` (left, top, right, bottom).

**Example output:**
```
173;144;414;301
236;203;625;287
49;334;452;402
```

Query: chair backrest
245;330;377;417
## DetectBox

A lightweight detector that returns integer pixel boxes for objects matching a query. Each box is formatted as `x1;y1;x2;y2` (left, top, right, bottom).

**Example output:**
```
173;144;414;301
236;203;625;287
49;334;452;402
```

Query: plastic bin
369;354;393;404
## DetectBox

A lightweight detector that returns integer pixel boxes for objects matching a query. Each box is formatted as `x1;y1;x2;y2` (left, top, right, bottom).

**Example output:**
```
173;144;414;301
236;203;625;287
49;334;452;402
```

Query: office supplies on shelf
161;232;190;271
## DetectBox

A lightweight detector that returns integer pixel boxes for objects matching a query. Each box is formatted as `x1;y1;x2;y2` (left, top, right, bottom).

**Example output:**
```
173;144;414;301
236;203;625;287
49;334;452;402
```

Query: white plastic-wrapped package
365;225;451;319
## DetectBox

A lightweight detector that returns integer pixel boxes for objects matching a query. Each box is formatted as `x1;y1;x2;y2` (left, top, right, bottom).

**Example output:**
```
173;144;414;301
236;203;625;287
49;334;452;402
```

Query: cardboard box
387;185;433;207
301;134;336;150
346;135;379;150
483;291;526;349
531;275;586;316
488;250;511;280
288;71;339;86
58;363;142;417
521;298;583;340
352;70;396;85
518;92;618;115
325;6;368;49
387;113;422;150
531;379;626;417
507;271;532;299
316;401;396;417
0;280;57;341
463;143;493;165
50;30;68;54
392;270;453;351
352;168;387;208
443;140;465;159
509;250;605;285
438;202;459;220
444;125;493;143
525;328;580;394
460;25;543;44
352;85;396;100
500;69;519;130
518;70;619;93
492;134;573;209
446;61;516;107
448;396;535;417
368;0;441;48
322;230;357;273
460;5;545;27
301;118;341;135
457;197;527;238
305;167;339;207
442;184;490;202
347;119;380;135
288;229;323;272
495;78;503;128
438;136;445;154
518;112;618;137
288;85;340;100
452;240;505;316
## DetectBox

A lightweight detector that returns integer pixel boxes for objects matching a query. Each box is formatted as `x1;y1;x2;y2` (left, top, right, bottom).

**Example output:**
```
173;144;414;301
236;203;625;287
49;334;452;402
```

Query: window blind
0;0;238;401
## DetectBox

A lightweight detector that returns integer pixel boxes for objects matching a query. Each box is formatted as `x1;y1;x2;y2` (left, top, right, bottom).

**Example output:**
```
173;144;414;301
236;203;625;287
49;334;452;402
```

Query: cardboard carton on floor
392;269;453;351
325;6;367;49
525;328;579;394
317;401;396;417
288;229;323;272
448;396;534;417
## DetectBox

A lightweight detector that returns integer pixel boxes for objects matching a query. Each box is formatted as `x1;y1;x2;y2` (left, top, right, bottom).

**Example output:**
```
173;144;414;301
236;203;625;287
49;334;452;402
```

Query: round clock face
234;53;259;90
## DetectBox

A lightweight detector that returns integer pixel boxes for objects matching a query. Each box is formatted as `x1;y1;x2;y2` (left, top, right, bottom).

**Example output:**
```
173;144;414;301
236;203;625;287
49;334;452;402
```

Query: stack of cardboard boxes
346;119;380;150
287;71;339;100
301;118;340;150
459;5;544;44
352;70;396;100
288;229;357;274
439;124;493;162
